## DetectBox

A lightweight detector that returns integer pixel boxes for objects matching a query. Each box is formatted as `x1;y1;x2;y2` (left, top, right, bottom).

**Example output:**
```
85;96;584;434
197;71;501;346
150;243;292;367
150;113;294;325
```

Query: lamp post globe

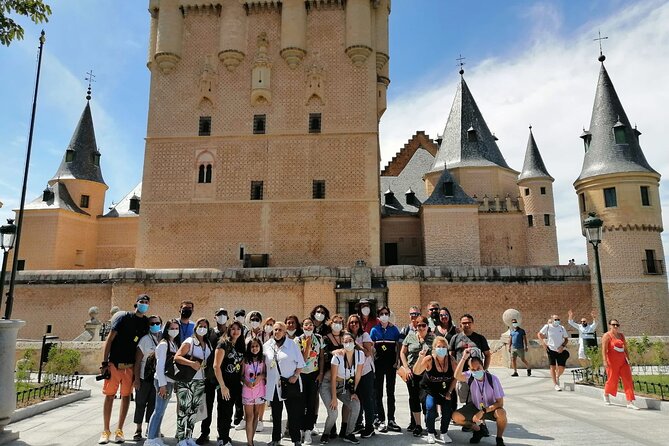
1;219;18;317
583;212;607;334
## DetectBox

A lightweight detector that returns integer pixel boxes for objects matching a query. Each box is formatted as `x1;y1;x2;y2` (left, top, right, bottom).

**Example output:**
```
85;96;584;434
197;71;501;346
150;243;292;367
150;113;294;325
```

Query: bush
586;346;602;371
15;349;37;382
44;347;81;375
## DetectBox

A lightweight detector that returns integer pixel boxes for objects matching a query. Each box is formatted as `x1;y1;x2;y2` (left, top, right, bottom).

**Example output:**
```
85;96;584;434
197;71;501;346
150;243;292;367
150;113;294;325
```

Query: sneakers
412;426;423;437
440;433;453;444
352;425;364;435
134;432;143;441
407;421;416;431
603;394;611;405
479;423;490;437
627;403;640;410
387;420;401;432
469;428;484;444
554;384;562;391
99;431;112;444
511;372;518;377
342;434;359;444
195;434;209;445
377;422;388;433
303;431;313;445
312;429;320;436
527;369;532;376
257;421;265;432
114;429;125;443
235;420;246;430
267;442;281;446
426;433;436;444
319;434;329;444
495;437;506;446
360;428;375;438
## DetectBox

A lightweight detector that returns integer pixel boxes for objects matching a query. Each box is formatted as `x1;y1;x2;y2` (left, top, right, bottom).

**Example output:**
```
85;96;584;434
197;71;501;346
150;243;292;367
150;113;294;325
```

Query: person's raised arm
454;348;471;382
412;351;430;375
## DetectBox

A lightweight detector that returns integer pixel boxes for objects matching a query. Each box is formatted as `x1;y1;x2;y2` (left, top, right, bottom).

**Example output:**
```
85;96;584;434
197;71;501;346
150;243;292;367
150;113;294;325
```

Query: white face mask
361;307;371;317
264;325;273;333
168;329;179;339
379;315;390;324
251;321;261;329
314;312;326;322
331;323;343;333
215;315;228;325
196;327;208;336
286;329;296;336
343;342;355;351
303;330;313;337
236;316;245;324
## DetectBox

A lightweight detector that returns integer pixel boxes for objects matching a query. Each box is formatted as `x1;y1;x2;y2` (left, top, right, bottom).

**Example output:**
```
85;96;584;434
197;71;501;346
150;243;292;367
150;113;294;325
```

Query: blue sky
0;0;667;265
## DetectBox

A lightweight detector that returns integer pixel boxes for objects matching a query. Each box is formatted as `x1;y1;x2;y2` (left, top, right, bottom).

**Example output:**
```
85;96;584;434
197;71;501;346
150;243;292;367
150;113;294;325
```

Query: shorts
546;349;569;367
243;396;266;405
511;348;526;360
456;402;498;422
102;363;134;397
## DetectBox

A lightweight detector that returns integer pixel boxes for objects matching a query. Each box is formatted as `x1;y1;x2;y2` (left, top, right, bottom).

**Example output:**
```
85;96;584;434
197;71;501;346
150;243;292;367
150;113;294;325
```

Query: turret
153;0;183;74
345;0;373;66
218;0;246;71
280;0;307;69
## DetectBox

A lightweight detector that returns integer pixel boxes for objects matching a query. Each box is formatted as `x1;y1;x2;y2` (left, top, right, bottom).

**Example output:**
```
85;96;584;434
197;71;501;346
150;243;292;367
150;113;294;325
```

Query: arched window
198;164;206;183
195;150;215;185
205;164;212;183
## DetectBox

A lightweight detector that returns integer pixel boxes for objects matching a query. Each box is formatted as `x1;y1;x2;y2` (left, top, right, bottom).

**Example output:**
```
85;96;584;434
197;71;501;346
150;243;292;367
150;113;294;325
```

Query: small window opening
644;250;660;274
640;186;650;206
253;114;266;134
603;187;617;208
65;149;75;163
443;181;454;197
75;250;85;267
527;215;534;227
467;126;477;142
524;188;530;196
309;113;322;134
579;193;586;213
313;180;326;199
199;116;211;136
580;131;592;152
92;152;101;166
80;195;90;208
239;246;245;261
540;186;546;195
544;214;551;226
251;181;264;200
613;122;626;144
42;187;54;202
129;195;140;213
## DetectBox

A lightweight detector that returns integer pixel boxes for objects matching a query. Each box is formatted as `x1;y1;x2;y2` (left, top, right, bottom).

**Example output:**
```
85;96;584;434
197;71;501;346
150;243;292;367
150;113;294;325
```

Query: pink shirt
242;360;266;401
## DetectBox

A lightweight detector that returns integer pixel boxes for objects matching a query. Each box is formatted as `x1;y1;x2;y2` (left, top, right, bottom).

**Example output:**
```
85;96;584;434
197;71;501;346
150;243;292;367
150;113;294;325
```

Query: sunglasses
410;312;420;317
611;323;620;327
580;321;588;324
554;318;560;321
149;322;161;326
417;323;428;328
315;311;326;314
250;319;261;322
439;314;449;318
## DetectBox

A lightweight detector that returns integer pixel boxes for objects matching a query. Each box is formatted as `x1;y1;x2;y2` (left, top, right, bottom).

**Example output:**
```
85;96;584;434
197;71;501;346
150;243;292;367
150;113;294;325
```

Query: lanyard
475;377;487;409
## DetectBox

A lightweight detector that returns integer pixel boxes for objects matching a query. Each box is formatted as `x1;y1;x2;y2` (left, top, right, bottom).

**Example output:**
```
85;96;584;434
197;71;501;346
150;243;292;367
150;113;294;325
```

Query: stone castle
7;0;668;339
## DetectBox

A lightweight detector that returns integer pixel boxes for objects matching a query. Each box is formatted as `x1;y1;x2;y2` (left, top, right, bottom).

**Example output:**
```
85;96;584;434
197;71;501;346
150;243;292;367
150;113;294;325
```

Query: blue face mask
137;303;149;314
435;347;448;358
471;370;485;381
149;324;161;334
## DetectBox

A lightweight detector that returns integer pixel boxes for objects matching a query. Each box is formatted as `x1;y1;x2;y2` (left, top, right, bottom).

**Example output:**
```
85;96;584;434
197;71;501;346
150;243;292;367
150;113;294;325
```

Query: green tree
0;0;51;46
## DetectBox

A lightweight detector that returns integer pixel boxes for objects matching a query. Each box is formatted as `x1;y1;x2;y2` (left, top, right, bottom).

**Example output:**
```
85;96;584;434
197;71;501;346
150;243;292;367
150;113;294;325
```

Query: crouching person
452;348;507;446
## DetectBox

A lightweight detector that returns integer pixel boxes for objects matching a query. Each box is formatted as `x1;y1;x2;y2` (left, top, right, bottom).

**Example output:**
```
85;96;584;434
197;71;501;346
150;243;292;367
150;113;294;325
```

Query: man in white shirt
567;309;597;366
537;315;569;391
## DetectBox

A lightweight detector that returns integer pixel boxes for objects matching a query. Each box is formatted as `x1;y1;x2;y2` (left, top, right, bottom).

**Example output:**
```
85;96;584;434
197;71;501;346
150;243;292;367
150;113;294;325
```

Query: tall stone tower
574;55;669;335
137;0;389;268
518;128;558;265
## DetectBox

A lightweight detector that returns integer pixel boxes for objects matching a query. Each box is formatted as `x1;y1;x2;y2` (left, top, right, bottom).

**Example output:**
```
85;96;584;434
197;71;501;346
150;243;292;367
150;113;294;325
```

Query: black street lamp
0;219;17;312
583;212;606;332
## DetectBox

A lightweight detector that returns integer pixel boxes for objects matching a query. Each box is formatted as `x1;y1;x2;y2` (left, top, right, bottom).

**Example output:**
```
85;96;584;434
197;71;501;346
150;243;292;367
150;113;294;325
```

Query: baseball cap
136;294;151;302
215;308;228;316
234;309;246;317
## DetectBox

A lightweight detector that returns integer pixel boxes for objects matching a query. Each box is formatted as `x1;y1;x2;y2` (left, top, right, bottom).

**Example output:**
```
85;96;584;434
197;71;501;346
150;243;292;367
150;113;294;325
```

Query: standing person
413;337;457;444
311;305;331;336
449;314;491;405
399;306;421;344
133;315;162;441
99;294;151;444
357;299;378;334
212;321;246;446
400;315;434;436
296;318;324;443
242;338;267;446
174;318;212;446
602;319;639;409
538;315;569;391
322;314;345;439
264;321;306;446
507;319;530;377
568;309;598;366
369;306;401;433
198;308;230;445
347;314;376;438
233;309;248;429
426;301;441;331
262;317;277;344
285;315;303;340
319;331;364;445
246;310;264;343
145;319;180;446
452;349;507;446
434;308;458;343
178;301;196;347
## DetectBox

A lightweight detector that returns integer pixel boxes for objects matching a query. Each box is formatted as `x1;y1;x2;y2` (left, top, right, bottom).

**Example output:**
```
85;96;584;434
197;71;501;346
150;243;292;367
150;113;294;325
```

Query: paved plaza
8;368;668;446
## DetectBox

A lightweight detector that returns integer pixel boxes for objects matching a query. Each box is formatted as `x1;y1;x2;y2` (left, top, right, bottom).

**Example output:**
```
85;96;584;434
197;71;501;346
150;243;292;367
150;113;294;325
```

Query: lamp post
0;219;17;313
583;212;606;332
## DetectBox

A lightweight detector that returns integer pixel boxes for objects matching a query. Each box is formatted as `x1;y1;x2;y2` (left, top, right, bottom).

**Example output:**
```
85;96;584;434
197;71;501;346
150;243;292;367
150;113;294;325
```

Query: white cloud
380;0;669;264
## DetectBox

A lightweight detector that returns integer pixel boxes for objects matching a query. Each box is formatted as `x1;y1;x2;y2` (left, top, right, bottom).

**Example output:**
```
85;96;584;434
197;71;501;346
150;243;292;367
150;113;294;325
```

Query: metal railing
571;367;669;401
16;374;83;404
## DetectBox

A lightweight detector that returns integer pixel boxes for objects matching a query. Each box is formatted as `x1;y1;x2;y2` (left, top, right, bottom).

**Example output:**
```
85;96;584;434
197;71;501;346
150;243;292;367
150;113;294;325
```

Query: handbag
276;347;301;399
165;339;202;382
397;365;410;382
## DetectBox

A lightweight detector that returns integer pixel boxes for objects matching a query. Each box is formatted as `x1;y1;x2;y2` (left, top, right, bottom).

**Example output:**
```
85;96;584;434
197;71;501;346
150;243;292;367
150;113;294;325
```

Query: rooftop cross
456;54;466;75
594;30;608;62
85;69;96;100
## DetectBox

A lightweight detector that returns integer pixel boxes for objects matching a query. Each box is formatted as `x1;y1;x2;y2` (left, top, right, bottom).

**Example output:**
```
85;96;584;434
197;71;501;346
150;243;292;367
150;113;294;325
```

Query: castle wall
478;212;528;266
422;206;480;266
96;217;139;268
380;215;423;265
449;166;519;201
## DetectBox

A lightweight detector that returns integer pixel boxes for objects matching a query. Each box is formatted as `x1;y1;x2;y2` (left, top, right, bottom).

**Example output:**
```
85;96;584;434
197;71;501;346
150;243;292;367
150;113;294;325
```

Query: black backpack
466;371;494;403
144;352;157;380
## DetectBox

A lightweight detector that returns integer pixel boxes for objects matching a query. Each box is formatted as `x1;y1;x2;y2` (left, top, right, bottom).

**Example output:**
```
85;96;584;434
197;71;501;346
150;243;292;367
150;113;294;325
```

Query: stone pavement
8;368;668;446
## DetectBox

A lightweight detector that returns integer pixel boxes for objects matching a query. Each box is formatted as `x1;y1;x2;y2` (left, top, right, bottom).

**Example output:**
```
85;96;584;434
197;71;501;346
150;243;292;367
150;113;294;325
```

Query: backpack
144;352;157;380
466;371;495;404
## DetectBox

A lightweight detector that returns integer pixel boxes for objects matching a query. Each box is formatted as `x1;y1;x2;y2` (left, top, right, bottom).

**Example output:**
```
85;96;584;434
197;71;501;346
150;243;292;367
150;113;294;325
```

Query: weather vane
594;30;608;62
85;69;96;100
456;54;466;75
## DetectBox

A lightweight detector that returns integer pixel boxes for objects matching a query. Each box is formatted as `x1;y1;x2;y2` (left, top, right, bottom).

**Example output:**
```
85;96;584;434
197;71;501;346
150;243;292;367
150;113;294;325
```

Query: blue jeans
425;394;453;434
147;380;174;440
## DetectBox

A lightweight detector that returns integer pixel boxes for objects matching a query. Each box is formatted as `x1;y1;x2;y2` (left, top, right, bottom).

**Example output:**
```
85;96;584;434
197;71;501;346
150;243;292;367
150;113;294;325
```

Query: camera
96;368;111;381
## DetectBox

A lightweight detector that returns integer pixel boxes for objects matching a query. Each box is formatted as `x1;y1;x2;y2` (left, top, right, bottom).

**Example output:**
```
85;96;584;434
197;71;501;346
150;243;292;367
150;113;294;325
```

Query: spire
430;75;511;172
518;126;553;182
50;101;106;185
576;63;656;182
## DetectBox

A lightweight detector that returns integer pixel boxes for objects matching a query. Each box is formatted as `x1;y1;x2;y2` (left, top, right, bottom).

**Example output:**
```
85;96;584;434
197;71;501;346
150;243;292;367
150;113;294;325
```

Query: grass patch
633;375;669;385
16;382;37;393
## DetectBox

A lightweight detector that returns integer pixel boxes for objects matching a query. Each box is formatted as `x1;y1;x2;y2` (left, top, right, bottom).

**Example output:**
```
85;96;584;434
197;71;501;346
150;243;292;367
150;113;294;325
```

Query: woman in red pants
602;319;639;410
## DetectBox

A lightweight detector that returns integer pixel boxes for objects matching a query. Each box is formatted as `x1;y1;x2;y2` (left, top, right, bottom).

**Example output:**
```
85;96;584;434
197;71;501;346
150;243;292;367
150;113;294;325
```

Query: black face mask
582;323;588;327
181;308;193;319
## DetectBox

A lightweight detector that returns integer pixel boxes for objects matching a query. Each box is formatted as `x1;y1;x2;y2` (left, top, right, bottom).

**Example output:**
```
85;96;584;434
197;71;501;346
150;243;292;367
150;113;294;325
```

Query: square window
65;149;75;163
80;195;90;208
198;116;211;136
527;215;534;227
309;113;322;134
313;180;326;199
640;186;650;206
540;186;546;195
524;188;530;196
579;193;586;213
443;182;454;197
603;187;617;207
251;181;264;200
544;214;550;226
253;114;266;134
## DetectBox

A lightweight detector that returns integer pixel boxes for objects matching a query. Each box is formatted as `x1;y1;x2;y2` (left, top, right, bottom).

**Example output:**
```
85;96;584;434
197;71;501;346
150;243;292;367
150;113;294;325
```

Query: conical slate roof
576;63;656;181
24;182;89;215
518;128;553;182
431;76;511;172
50;102;106;185
423;167;478;206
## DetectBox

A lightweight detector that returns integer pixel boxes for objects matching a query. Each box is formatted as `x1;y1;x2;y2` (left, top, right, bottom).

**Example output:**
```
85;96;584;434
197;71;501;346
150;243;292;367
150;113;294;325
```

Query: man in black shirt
99;294;150;444
449;314;491;404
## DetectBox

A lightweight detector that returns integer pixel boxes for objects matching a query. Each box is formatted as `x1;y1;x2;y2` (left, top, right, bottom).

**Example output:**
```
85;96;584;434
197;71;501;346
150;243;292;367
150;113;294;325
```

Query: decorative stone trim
345;45;373;67
280;47;306;69
376;52;389;71
218;49;245;71
154;52;181;74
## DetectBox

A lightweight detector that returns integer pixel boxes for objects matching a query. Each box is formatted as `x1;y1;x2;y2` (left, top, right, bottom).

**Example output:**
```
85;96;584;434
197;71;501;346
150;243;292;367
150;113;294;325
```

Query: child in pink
242;338;266;445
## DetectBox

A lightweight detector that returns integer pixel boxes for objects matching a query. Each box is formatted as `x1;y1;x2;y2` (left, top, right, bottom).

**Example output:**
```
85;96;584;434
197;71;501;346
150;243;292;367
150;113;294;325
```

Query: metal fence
571;367;669;401
16;374;83;404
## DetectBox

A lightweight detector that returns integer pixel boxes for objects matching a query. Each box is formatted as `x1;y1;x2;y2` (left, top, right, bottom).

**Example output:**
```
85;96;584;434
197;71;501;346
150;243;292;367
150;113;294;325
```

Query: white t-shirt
181;336;211;380
331;350;366;380
355;332;374;375
137;333;160;380
539;324;569;352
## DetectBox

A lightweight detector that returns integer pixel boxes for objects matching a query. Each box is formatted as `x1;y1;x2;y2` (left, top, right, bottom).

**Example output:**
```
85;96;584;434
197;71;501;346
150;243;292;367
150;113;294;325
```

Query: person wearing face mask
452;348;507;446
567;309;598;366
413;337;457;444
448;314;491;407
347;314;375;438
369;306;401;433
322;314;345;439
99;294;151;445
178;301;196;347
245;311;264;342
356;299;378;334
400;315;434;436
426;301;441;331
133;315;163;441
602;319;639;409
296;318;324;443
284;315;303;340
264;322;305;446
174;318;213;446
310;305;331;336
262;317;276;344
145;318;181;446
538;314;570;391
507;319;530;377
232;309;249;429
197;309;230;445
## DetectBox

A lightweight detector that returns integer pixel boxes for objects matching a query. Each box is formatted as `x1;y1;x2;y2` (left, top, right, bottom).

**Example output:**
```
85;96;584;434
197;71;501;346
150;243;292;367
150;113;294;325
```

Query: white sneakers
627;403;640;410
256;421;264;432
235;420;246;430
114;430;125;443
554;384;562;391
441;433;453;443
426;433;436;444
603;394;611;405
303;430;313;445
99;431;111;444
